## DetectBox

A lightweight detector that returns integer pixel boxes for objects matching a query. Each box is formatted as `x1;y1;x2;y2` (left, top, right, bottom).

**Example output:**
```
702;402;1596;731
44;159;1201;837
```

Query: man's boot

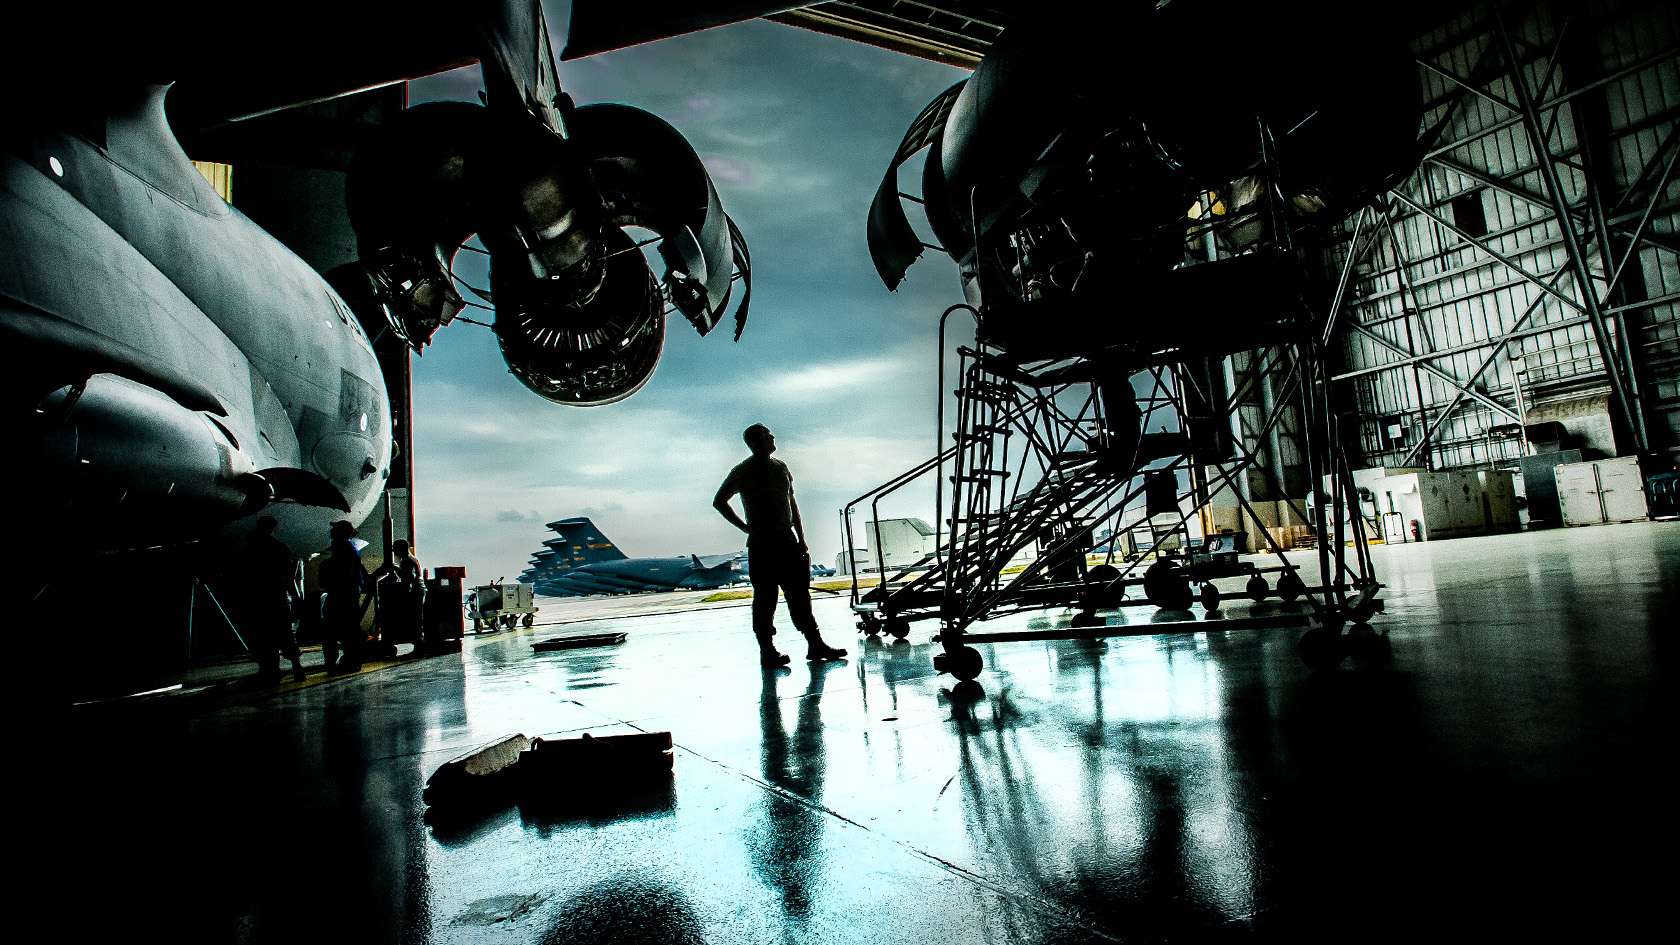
805;633;846;662
757;632;790;668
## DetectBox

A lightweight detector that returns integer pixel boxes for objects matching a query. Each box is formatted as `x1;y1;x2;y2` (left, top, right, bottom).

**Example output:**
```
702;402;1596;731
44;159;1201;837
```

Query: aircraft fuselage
2;85;392;559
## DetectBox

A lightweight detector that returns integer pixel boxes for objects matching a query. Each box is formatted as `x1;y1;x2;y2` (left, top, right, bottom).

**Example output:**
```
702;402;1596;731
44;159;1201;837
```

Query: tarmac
48;521;1677;942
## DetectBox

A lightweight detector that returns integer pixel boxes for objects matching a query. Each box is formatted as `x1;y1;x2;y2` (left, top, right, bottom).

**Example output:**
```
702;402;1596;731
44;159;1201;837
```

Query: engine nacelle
870;0;1423;332
341;97;749;406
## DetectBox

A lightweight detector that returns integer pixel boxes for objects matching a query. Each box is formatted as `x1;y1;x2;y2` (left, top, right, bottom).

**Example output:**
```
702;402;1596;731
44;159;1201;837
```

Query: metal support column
1495;7;1647;452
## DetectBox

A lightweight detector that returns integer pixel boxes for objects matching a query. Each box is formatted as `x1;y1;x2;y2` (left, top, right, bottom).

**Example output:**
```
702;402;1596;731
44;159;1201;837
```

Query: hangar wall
1326;0;1680;471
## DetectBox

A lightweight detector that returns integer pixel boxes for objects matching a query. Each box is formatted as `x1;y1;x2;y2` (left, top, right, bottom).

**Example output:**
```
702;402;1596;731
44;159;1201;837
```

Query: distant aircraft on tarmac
519;518;748;596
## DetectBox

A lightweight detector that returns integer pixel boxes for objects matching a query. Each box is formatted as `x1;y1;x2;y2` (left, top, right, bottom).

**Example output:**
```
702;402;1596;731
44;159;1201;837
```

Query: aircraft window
48;156;64;177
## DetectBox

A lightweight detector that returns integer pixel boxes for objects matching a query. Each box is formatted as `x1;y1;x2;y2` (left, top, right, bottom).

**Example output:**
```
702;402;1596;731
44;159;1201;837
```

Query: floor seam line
664;737;1123;941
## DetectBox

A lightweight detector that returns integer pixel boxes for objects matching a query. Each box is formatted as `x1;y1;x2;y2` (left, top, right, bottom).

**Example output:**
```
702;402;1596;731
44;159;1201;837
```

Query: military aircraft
4;0;748;572
518;517;748;596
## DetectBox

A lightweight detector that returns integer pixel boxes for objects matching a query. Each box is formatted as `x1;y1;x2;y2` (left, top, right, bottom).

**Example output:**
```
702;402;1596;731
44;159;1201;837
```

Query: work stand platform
841;314;1384;684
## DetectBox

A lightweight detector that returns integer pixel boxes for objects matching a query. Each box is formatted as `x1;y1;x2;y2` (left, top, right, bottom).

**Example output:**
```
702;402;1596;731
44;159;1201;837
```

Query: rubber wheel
1345;623;1389;663
1143;560;1193;610
1246;575;1269;602
886;617;911;640
1276;571;1306;603
947;645;983;681
1087;564;1121;584
1085;564;1125;609
1199;583;1221;612
1297;626;1346;670
1070;610;1104;628
522;613;534;628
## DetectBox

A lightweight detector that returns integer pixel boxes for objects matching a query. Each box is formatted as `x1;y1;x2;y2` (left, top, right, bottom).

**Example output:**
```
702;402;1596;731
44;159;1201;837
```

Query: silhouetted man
715;423;846;667
239;516;305;683
321;520;368;674
375;539;425;645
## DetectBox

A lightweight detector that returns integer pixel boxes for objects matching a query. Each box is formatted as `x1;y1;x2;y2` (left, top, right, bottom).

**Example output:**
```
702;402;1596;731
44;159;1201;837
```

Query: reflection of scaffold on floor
842;307;1384;683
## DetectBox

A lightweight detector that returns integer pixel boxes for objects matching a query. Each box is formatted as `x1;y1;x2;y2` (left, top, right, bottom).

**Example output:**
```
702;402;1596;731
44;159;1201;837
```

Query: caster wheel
1144;559;1193;610
1085;564;1124;605
1276;571;1306;603
1087;564;1121;584
1070;610;1104;628
1246;575;1269;602
858;617;881;637
1199;583;1221;612
933;645;984;681
886;617;911;640
1345;623;1389;663
1297;626;1346;670
522;614;534;628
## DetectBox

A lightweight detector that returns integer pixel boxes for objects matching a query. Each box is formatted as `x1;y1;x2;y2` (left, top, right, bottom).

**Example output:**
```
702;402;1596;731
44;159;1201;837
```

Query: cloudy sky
406;3;967;581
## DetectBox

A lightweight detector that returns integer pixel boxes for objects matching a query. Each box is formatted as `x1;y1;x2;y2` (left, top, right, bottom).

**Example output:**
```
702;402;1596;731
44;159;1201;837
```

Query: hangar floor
56;523;1675;942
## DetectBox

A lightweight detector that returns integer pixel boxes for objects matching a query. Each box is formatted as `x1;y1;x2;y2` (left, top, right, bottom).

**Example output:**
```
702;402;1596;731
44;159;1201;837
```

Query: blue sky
406;3;967;581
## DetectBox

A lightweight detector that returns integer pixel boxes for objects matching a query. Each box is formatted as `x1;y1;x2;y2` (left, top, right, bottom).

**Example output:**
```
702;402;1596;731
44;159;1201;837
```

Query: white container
1556;456;1648;526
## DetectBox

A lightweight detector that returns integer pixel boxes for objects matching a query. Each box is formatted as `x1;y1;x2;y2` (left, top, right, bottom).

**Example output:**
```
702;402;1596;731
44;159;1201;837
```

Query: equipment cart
470;582;538;631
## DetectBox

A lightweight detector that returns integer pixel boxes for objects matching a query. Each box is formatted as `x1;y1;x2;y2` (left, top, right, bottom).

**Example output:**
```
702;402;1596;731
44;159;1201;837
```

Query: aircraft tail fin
542;517;629;568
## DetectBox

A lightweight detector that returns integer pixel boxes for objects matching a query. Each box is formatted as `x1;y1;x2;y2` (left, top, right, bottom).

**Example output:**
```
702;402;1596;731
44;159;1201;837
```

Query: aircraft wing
562;3;808;60
561;1;1007;68
30;2;552;132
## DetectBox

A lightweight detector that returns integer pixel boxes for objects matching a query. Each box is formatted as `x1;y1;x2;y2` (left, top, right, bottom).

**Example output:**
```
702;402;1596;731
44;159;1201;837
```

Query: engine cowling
340;98;748;406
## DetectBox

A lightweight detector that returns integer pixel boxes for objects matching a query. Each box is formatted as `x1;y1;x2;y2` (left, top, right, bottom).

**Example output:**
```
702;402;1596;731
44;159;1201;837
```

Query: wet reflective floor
52;523;1676;942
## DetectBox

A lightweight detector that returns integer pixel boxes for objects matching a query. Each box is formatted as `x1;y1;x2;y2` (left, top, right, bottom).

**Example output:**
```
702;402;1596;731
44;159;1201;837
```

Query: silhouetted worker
714;423;846;667
321;520;369;674
375;539;425;646
239;516;305;683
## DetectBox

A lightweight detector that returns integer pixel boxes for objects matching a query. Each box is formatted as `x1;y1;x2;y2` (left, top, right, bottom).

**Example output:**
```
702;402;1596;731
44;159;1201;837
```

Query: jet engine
340;96;749;406
870;0;1422;356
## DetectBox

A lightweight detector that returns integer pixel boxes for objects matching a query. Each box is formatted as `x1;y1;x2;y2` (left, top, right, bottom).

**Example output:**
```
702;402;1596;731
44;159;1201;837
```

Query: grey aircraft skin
3;86;393;557
4;0;747;574
519;518;747;596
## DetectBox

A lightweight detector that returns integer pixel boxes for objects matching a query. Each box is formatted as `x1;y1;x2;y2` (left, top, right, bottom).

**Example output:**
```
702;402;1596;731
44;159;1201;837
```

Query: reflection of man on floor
714;424;847;667
752;660;842;920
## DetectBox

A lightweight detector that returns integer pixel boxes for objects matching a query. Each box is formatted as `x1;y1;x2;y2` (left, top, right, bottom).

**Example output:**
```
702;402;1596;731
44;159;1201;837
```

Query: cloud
757;351;916;400
402;9;972;581
702;155;756;186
